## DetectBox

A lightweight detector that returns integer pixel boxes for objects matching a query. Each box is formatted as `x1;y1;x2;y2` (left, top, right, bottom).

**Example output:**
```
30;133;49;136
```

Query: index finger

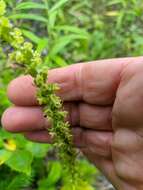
7;57;143;106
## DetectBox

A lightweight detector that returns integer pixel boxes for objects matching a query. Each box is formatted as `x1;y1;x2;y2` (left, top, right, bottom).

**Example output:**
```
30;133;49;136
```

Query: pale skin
2;57;143;189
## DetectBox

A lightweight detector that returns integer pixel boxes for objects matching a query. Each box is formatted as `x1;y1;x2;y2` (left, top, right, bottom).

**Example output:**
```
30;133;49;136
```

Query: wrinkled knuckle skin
120;61;143;87
112;61;143;128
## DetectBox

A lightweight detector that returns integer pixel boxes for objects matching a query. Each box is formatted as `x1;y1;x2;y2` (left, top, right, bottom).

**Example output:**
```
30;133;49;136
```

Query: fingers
24;127;113;158
1;106;49;132
8;75;38;106
1;103;112;133
23;127;123;188
65;102;112;130
78;103;112;130
79;130;113;158
8;57;143;106
24;128;125;189
24;130;52;143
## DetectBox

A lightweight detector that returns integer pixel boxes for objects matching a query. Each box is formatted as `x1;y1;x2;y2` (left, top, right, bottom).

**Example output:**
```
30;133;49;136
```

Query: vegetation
0;0;143;189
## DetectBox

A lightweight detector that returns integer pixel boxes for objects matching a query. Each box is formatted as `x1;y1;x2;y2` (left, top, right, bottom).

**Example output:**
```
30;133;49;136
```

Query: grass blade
49;0;68;13
9;14;47;23
16;2;46;10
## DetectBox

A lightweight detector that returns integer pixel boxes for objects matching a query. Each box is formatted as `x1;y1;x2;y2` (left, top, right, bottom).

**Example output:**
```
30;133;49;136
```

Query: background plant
0;0;143;189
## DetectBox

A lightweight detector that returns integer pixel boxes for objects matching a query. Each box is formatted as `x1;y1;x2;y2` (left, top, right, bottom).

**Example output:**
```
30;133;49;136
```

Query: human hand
2;57;143;190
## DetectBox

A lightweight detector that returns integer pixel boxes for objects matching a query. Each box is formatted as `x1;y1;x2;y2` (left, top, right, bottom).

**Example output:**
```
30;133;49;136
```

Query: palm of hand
82;59;143;190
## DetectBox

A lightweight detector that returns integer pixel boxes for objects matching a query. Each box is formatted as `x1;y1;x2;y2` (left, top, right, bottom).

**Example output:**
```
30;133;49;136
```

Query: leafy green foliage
7;173;33;190
0;165;33;190
6;150;33;175
38;161;62;189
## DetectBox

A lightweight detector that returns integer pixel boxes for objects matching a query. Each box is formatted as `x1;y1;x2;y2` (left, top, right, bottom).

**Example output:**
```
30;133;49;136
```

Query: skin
1;57;143;189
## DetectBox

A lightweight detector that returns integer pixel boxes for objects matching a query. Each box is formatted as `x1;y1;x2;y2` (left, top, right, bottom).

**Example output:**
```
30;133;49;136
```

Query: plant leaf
37;38;49;53
50;34;88;56
9;14;47;23
0;149;12;165
48;11;58;29
26;142;51;158
16;2;46;10
21;29;41;44
6;150;33;175
6;174;33;190
55;25;89;37
49;0;68;13
52;56;68;67
46;161;62;186
38;161;62;189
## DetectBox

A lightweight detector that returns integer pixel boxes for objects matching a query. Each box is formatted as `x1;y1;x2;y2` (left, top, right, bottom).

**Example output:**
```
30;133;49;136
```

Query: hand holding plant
2;0;143;190
3;56;143;190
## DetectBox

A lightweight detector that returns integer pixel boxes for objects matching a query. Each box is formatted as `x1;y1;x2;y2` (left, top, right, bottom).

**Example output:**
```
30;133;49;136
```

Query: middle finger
1;103;112;132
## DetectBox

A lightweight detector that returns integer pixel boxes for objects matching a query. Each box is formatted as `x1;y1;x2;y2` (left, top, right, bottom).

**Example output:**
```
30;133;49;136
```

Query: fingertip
1;106;50;133
7;75;37;106
1;107;16;132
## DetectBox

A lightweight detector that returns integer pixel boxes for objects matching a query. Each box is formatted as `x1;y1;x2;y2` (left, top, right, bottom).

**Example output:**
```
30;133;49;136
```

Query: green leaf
38;161;62;189
55;25;89;37
21;29;41;44
0;129;14;140
50;34;88;56
16;2;46;10
9;14;47;23
0;149;12;165
107;0;122;6
37;38;49;53
49;0;68;13
26;142;51;158
6;150;33;175
46;161;62;186
52;56;68;67
6;174;33;190
48;11;58;29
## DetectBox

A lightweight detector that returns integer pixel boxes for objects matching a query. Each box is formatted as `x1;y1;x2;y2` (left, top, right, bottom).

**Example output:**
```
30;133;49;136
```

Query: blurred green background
0;0;143;189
